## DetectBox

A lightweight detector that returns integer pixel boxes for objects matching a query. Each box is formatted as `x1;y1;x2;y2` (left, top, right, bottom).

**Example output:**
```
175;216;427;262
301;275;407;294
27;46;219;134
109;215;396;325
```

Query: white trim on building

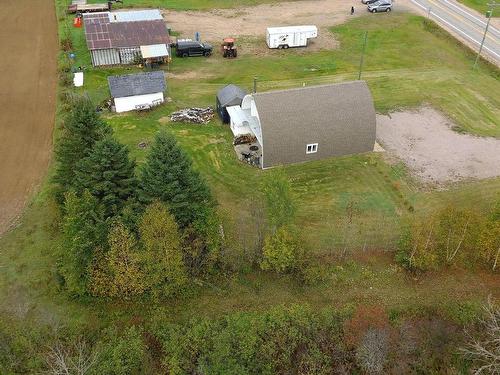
114;92;164;113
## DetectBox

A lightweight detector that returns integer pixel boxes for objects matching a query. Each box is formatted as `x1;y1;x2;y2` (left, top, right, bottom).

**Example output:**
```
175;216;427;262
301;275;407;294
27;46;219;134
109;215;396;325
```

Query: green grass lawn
456;0;499;17
69;13;500;137
1;6;499;329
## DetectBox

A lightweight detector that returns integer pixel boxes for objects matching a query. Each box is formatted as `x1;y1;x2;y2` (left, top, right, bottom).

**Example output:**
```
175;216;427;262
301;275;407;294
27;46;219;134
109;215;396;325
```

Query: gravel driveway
376;107;500;184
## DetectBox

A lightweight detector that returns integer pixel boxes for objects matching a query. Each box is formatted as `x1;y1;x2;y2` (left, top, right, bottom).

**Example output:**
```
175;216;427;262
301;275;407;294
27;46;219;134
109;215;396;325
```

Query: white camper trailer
266;25;318;49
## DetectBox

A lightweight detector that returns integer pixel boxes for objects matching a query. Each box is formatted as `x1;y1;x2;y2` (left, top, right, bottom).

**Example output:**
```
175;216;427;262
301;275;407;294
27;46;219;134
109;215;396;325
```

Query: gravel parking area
376;107;500;184
163;0;413;56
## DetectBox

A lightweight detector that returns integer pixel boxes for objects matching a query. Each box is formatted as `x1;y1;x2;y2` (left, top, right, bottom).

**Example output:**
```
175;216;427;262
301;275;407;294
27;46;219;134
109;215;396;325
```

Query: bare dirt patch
0;0;58;235
163;0;364;56
376;107;500;184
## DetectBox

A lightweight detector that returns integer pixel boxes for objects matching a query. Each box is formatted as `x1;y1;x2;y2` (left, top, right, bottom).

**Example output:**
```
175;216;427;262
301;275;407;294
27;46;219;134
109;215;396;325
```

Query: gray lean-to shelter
226;81;376;168
216;84;247;123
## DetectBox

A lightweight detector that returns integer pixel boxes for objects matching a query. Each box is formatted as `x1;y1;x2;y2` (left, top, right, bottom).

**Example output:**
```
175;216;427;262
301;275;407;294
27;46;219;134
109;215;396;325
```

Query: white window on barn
306;143;318;154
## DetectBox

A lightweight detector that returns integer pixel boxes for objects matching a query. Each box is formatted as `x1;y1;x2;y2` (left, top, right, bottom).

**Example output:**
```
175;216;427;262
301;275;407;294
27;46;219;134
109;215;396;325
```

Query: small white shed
107;71;166;113
266;25;318;49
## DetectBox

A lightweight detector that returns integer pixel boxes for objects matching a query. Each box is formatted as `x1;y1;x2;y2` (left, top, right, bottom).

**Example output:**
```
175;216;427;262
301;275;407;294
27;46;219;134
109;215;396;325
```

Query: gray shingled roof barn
226;81;376;168
108;71;166;98
216;84;247;124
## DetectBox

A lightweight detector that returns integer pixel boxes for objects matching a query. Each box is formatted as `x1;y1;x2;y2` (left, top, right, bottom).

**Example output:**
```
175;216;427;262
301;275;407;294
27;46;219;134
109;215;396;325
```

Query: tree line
396;203;500;272
53;96;220;298
6;301;497;374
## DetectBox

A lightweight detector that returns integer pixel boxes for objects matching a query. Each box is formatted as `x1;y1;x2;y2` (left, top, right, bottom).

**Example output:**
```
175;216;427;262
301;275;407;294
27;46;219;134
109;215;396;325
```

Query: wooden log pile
233;134;257;146
170;107;214;124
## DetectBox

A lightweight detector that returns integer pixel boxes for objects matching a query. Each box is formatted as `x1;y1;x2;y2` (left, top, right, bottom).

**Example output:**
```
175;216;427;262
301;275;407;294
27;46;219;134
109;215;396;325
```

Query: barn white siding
91;49;120;66
114;92;164;113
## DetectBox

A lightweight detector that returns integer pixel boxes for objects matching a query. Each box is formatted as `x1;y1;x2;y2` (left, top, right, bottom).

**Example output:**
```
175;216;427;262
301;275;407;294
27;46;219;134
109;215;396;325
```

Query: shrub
261;226;303;274
92;326;147;375
396;205;490;271
156;305;349;375
356;328;389;374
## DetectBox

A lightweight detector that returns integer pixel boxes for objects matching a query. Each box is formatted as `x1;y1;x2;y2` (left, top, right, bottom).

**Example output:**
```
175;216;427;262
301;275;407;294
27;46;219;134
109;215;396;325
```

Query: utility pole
358;31;368;80
253;76;258;93
473;2;498;69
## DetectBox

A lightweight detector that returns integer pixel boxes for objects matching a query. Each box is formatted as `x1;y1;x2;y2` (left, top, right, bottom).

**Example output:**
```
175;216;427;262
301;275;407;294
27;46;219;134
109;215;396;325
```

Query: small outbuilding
216;84;247;124
226;81;376;168
108;71;166;113
83;10;171;67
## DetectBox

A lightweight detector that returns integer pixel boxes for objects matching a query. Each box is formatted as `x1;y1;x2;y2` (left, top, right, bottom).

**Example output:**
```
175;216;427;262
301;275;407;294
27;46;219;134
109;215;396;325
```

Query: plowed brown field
0;0;58;235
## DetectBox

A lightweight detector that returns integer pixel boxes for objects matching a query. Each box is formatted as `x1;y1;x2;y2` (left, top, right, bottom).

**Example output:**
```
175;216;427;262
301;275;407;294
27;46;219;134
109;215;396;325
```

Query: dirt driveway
377;107;500;184
0;0;58;235
164;0;412;55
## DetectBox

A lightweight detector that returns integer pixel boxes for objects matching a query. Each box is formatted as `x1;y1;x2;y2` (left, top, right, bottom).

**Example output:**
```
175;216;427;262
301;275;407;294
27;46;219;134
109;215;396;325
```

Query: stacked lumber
233;134;257;146
170;107;214;124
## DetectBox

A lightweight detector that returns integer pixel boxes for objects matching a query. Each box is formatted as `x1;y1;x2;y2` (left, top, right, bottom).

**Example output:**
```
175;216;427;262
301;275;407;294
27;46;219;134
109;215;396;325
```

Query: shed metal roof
216;84;247;107
83;13;112;49
108;71;166;98
109;9;163;23
109;20;170;48
253;81;376;168
83;13;170;50
140;44;169;58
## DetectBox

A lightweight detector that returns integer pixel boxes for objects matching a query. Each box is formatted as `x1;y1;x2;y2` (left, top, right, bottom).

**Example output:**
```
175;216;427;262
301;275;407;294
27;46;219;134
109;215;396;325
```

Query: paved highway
409;0;500;64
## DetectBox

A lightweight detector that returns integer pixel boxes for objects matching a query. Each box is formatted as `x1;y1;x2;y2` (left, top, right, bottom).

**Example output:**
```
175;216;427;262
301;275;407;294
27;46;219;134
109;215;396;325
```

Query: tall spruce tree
58;190;107;295
74;136;137;218
53;96;111;201
139;130;214;228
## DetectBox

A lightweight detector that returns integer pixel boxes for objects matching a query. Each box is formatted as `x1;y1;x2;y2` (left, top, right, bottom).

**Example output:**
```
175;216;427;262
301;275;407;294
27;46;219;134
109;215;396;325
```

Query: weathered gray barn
108;71;166;113
226;81;376;168
83;10;170;67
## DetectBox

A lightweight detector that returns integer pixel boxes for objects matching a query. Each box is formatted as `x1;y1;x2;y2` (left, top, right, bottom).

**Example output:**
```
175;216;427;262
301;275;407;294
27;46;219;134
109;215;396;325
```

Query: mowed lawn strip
456;0;499;17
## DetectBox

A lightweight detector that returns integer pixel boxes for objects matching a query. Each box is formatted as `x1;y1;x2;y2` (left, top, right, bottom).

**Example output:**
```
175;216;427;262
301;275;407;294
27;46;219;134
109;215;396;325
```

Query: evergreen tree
74;136;136;218
139;130;214;228
53;96;111;201
139;202;187;298
58;190;107;295
90;222;145;298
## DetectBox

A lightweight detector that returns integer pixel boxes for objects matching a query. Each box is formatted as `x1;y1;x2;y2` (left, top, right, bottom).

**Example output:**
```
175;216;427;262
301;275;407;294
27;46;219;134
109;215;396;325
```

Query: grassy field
456;0;499;17
0;4;499;331
67;13;500;137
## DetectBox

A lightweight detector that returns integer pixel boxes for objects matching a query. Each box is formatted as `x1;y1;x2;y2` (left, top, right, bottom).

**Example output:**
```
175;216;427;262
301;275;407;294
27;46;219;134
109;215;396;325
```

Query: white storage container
266;25;318;49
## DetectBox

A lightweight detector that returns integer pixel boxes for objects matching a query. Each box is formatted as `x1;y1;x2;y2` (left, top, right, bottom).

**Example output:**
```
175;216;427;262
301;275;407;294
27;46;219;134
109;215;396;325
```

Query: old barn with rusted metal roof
83;10;170;66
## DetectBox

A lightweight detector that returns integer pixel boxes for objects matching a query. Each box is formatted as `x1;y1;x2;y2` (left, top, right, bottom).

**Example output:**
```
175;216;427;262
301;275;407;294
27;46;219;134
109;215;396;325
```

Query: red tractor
221;38;237;58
